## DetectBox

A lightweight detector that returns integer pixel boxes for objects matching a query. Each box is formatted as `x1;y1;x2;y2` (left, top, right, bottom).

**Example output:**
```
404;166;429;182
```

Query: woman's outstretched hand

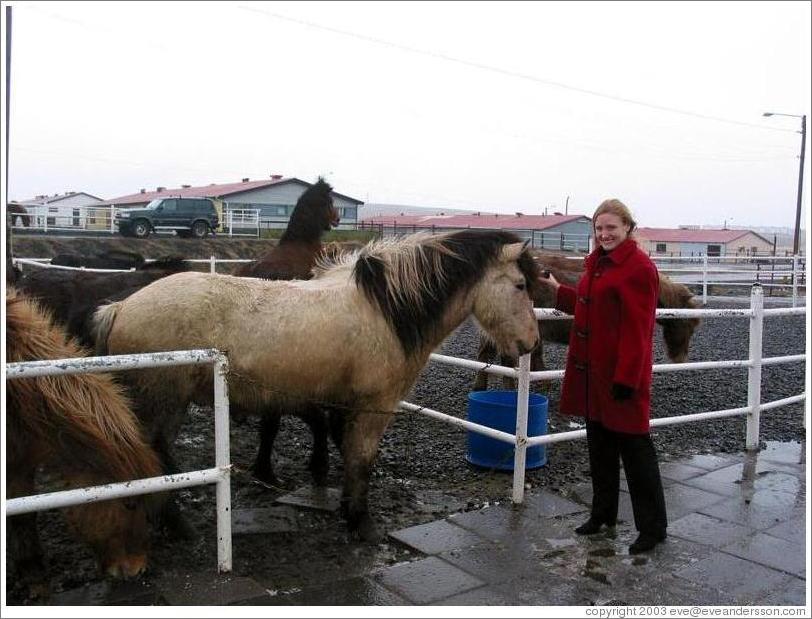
536;269;561;293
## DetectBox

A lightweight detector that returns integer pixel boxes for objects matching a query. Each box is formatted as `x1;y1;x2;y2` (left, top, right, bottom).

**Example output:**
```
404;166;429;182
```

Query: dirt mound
10;234;276;262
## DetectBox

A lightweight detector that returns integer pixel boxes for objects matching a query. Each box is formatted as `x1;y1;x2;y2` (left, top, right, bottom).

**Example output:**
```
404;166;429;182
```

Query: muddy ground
5;233;807;604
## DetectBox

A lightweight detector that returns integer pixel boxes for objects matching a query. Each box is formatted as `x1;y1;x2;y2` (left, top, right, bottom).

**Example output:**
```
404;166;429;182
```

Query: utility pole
793;115;806;255
565;196;569;216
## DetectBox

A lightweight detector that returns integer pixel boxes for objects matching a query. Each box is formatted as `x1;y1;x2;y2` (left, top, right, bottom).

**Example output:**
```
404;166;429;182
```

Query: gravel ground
6;233;806;604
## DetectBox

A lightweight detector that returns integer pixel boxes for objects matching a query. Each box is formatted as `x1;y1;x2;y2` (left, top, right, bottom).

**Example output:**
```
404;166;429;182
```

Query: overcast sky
3;1;810;229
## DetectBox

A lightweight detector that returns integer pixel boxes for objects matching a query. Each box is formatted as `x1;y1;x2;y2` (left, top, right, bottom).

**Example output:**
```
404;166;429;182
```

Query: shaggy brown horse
473;249;701;390
93;230;540;542
235;178;341;487
6;287;162;596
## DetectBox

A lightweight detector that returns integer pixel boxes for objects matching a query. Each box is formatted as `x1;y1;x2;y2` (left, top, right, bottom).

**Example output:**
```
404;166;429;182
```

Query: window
707;244;721;257
655;243;666;253
161;199;177;212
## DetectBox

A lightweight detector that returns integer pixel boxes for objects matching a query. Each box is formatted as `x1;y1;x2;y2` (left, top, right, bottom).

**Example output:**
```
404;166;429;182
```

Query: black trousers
585;419;668;535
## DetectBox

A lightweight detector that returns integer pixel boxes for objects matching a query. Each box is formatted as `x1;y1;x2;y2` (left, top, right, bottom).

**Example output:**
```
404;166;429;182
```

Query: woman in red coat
538;199;667;554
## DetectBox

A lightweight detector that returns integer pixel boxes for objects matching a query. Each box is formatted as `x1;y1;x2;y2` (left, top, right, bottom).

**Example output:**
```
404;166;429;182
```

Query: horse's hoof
309;459;329;487
351;517;383;544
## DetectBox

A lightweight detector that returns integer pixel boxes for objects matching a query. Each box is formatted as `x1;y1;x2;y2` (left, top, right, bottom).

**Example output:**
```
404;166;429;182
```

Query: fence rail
5;349;234;573
403;284;806;503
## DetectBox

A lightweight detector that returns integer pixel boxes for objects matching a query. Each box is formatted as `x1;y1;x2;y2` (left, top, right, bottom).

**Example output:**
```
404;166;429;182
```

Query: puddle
546;537;577;549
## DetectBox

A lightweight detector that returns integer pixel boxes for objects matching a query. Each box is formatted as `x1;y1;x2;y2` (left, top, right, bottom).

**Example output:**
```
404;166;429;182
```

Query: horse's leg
302;405;330;487
328;407;346;453
499;352;519;390
153;430;198;541
340;410;391;543
473;336;495;391
251;410;283;487
8;462;50;599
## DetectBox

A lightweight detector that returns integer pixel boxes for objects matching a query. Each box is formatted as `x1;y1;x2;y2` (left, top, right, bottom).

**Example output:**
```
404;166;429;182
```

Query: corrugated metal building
360;213;593;251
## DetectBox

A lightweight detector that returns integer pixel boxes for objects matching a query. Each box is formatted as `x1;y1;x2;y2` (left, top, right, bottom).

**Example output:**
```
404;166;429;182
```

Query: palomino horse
6;287;162;596
235;178;341;487
473;249;701;390
93;230;540;541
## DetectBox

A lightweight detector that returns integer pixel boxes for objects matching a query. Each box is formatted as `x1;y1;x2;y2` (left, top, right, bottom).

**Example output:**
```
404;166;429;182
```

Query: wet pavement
43;441;807;608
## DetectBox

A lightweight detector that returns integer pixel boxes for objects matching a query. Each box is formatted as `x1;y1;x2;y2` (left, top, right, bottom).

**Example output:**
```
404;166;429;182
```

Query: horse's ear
499;242;525;262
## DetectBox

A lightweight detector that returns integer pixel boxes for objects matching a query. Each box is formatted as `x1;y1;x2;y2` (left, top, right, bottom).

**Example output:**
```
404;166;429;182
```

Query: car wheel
191;221;209;238
132;220;150;238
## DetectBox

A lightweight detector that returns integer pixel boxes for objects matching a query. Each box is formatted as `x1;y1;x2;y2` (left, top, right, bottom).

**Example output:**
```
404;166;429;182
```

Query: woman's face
594;212;630;252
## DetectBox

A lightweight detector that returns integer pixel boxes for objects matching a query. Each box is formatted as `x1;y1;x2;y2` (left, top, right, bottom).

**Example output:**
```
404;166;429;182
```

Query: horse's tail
6;288;162;483
92;301;121;356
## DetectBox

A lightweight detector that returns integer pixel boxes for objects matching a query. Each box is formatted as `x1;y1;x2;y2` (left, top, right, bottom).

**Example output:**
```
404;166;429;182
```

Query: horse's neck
412;291;474;362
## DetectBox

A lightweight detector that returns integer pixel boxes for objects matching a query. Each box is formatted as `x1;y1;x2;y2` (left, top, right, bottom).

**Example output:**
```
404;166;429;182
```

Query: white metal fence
5;349;234;573
400;284;806;504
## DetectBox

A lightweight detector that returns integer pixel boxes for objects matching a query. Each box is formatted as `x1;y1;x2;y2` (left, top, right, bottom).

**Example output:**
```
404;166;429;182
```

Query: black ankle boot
629;531;667;554
575;517;614;535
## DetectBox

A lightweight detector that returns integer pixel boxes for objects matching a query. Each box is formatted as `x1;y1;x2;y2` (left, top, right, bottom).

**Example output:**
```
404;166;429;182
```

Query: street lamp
763;112;806;255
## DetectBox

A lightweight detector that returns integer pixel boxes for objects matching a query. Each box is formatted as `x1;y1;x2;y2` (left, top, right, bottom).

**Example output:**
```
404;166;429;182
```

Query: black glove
611;383;634;401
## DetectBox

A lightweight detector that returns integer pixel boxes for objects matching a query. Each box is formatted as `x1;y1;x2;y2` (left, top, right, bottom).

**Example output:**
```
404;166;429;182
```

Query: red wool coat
555;238;659;434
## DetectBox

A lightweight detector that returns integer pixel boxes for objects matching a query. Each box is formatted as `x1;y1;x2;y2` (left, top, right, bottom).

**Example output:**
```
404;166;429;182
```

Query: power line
237;6;798;135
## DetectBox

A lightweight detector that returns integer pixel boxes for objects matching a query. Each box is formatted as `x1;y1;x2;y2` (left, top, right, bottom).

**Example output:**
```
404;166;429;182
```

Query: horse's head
285;178;340;239
656;278;701;363
66;495;155;579
472;241;540;359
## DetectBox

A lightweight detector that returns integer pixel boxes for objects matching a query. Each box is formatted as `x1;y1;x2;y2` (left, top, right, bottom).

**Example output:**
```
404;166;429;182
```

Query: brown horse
235;178;341;487
93;230;540;542
473;249;701;390
6;287;162;596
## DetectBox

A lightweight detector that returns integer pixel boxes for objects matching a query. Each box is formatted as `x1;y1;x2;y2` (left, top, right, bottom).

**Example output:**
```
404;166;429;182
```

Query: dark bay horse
6;287;162;596
50;249;148;270
235;178;341;487
473;249;701;390
17;256;190;348
93;230;540;541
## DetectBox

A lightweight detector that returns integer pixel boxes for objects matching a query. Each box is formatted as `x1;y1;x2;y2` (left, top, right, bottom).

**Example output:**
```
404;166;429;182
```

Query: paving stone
388;519;483;555
675;551;792;604
658;461;707;481
433;585;513;605
681;463;803;498
759;440;804;466
439;540;548;586
662;482;728;520
447;503;533;543
681;453;741;471
158;572;268;605
522;488;588;518
699;496;799;530
275;485;342;512
763;514;806;545
372;556;484;604
721;532;806;578
761;576;807;606
668;512;755;548
232;506;299;535
234;576;408;605
48;580;165;606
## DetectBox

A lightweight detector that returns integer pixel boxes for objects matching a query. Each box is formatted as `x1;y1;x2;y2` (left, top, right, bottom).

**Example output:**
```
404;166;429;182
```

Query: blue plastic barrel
466;390;548;470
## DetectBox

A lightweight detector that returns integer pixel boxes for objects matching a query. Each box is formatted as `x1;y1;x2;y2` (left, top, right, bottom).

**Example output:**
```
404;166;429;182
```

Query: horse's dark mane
279;178;334;244
354;230;538;357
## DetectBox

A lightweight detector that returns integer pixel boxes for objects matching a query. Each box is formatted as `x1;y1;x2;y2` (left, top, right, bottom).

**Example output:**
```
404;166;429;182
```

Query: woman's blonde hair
592;199;637;237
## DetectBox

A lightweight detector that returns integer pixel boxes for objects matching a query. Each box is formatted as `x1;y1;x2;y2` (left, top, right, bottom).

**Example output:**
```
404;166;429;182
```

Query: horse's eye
515;282;526;291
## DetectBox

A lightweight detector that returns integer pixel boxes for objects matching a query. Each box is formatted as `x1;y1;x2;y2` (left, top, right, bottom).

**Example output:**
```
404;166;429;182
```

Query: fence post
210;256;216;274
746;284;764;450
792;255;798;308
512;353;531;504
213;355;233;573
702;254;708;305
110;206;116;234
